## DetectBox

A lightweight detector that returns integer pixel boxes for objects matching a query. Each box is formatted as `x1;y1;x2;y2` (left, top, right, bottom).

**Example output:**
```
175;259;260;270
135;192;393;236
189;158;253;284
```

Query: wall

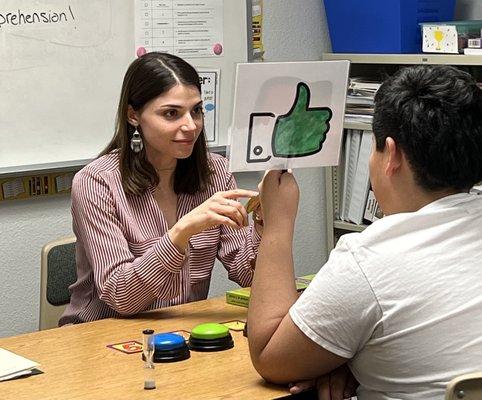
0;0;331;337
207;0;331;299
0;196;72;336
455;0;482;19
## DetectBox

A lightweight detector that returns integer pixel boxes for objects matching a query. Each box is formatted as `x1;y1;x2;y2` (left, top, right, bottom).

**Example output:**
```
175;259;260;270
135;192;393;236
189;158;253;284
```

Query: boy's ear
385;137;402;177
127;105;139;126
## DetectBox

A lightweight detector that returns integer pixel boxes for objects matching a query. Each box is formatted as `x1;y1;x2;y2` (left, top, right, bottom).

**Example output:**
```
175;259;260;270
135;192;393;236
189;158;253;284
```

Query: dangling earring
130;128;143;153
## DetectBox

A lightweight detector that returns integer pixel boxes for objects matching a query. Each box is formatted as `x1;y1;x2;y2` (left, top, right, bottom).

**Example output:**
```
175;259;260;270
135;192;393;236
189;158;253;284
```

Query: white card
422;25;458;54
229;61;349;172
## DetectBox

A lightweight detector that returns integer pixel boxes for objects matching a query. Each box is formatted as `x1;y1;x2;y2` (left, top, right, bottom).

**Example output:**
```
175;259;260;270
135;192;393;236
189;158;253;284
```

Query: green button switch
190;323;229;340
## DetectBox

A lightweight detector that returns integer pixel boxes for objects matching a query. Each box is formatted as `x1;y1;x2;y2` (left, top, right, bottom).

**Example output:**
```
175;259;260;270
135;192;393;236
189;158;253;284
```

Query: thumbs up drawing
272;82;332;158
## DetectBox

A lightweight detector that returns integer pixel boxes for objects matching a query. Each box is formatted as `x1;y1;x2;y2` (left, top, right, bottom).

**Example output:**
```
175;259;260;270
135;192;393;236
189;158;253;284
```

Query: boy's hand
258;170;299;228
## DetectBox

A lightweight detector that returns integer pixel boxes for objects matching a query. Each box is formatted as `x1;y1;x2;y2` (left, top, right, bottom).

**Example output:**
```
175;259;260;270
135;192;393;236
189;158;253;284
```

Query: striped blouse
59;152;260;325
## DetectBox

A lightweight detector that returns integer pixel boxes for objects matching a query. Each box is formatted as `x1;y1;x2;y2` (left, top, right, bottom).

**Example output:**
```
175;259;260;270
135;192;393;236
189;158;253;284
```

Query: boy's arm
247;171;347;384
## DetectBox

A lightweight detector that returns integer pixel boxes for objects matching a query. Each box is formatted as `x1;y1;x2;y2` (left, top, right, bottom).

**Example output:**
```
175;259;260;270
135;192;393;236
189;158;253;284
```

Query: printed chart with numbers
135;0;224;58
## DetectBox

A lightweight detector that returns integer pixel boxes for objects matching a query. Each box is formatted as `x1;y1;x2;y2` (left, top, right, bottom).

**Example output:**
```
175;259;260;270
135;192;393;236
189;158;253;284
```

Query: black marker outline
246;112;274;163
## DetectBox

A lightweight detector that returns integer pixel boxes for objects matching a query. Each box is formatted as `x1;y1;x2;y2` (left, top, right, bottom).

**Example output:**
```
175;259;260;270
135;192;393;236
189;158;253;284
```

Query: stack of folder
0;348;40;381
338;129;377;225
344;78;381;124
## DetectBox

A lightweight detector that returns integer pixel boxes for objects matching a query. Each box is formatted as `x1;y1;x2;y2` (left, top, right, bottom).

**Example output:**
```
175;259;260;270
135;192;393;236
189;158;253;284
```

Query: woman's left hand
168;188;258;252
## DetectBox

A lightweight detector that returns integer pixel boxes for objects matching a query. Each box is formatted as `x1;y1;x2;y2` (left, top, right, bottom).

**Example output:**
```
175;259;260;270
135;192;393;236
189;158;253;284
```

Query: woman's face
134;83;203;166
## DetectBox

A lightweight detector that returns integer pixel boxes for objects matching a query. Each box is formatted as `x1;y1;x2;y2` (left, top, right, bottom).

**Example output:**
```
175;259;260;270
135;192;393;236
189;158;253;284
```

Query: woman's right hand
168;188;258;252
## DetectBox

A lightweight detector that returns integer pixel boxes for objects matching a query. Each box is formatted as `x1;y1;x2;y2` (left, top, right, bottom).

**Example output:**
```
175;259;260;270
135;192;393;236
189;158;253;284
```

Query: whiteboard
0;0;250;174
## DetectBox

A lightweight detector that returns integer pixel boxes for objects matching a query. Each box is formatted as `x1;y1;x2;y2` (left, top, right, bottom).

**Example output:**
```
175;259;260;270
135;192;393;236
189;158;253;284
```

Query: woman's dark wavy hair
373;65;482;191
100;52;212;196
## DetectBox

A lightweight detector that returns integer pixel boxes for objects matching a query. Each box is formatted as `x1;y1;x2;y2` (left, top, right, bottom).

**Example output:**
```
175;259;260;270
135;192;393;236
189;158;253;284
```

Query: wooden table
0;297;289;399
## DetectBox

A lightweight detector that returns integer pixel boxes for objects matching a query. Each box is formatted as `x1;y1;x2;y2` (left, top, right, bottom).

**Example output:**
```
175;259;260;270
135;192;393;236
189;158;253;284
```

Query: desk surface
0;297;288;400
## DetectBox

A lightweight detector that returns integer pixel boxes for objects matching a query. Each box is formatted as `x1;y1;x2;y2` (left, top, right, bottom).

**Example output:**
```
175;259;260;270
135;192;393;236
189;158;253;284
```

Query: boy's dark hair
373;65;482;191
100;52;211;196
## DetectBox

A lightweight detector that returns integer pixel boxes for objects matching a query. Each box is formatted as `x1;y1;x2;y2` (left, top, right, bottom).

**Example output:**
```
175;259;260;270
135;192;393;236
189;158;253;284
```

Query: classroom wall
0;0;330;338
455;0;482;19
1;0;477;339
206;0;331;299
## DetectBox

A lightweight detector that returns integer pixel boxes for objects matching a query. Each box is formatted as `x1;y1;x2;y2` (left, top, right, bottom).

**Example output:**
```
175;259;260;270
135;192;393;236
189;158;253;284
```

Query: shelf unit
322;53;482;251
322;53;482;65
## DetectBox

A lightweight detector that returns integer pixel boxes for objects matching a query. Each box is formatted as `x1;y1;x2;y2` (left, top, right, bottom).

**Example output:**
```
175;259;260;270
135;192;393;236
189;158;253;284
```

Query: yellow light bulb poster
422;25;458;54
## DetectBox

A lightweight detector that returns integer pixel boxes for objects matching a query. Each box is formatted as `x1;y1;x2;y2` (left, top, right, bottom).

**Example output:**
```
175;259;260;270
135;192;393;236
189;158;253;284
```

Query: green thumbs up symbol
272;82;332;158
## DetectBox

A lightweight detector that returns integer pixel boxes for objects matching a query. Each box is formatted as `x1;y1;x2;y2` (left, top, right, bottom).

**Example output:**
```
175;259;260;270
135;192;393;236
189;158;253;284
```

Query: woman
60;52;262;325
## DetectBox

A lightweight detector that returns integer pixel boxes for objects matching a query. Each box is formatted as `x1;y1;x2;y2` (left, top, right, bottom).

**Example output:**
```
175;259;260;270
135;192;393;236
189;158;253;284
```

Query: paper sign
422;25;459;54
198;69;220;143
135;0;224;58
229;61;350;172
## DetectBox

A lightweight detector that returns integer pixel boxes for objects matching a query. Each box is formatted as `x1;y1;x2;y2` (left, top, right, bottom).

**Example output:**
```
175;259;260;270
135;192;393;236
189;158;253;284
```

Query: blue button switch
153;333;186;351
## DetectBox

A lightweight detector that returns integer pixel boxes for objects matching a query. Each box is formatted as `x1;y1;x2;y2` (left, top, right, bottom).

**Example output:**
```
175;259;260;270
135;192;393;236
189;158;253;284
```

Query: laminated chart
135;0;224;58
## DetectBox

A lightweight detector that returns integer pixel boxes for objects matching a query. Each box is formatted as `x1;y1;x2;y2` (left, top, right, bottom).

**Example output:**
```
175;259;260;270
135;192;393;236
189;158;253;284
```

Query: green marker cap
190;323;229;340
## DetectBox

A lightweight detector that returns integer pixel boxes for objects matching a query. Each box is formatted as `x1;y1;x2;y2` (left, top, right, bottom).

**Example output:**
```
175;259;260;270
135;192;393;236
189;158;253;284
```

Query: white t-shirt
290;193;482;400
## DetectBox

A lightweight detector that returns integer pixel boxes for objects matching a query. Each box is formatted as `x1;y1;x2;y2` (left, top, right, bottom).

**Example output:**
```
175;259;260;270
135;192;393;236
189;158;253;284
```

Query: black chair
39;236;77;330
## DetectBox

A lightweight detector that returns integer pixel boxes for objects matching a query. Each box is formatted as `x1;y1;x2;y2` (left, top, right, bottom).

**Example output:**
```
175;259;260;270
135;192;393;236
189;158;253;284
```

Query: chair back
39;236;77;330
445;372;482;400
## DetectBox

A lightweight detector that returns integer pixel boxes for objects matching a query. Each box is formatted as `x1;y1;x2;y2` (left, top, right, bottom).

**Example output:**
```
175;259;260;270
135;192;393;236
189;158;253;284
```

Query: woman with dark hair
60;52;262;325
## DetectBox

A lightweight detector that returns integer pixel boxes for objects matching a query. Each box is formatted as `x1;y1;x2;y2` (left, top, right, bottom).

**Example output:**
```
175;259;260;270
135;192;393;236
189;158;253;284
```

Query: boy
248;65;482;400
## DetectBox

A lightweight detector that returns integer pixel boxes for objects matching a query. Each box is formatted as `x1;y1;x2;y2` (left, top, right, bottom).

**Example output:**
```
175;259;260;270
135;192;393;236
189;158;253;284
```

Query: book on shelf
347;131;372;225
346;94;374;106
337;133;348;221
349;77;382;92
463;48;482;55
226;274;316;308
344;77;380;124
345;104;374;113
344;114;373;124
338;129;378;227
340;129;361;222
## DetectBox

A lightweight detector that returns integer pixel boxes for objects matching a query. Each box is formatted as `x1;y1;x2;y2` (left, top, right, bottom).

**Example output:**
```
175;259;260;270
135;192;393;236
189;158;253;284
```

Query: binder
341;129;362;221
347;131;372;225
336;131;349;220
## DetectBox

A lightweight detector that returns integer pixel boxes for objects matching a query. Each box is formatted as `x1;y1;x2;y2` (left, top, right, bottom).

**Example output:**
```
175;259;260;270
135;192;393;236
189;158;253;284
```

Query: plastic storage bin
324;0;456;54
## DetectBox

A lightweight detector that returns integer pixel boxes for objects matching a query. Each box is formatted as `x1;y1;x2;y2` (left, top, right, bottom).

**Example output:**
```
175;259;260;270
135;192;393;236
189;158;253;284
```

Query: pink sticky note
136;47;147;57
213;43;223;55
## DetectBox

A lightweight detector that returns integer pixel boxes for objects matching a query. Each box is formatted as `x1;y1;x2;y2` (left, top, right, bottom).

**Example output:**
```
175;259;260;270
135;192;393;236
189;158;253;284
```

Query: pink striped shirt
59;152;260;325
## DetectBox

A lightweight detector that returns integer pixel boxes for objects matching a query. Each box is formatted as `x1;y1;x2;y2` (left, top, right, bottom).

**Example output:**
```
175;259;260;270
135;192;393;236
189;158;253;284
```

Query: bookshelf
322;53;482;251
322;53;482;65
